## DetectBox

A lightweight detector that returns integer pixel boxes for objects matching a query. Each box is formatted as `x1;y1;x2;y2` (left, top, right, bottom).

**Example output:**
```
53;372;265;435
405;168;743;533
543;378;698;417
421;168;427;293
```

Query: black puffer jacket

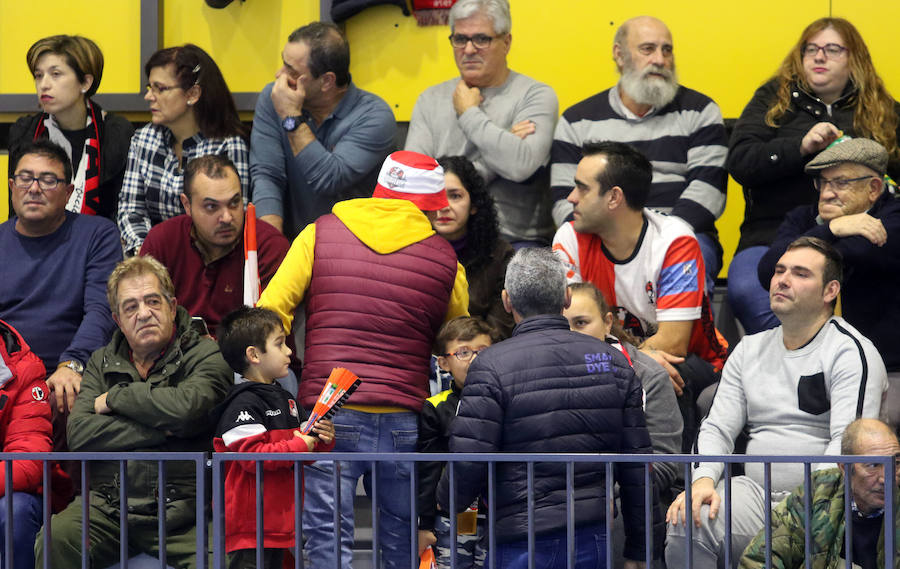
437;315;653;560
727;78;900;251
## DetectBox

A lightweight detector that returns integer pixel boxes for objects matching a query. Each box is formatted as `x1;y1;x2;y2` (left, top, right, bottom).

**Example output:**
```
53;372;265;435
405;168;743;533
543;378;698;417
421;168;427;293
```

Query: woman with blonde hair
117;43;249;255
8;35;134;220
726;17;900;334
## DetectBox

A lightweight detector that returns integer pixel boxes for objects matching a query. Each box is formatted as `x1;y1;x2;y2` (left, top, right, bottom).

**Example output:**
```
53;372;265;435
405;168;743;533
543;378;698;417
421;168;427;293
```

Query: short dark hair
287;22;351;87
581;141;652;210
434;316;498;356
785;236;843;288
10;139;73;184
218;306;284;375
183;154;240;200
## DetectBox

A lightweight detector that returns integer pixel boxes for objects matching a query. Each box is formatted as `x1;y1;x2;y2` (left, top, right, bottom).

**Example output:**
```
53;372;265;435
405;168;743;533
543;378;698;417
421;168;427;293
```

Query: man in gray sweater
664;236;886;569
405;0;558;246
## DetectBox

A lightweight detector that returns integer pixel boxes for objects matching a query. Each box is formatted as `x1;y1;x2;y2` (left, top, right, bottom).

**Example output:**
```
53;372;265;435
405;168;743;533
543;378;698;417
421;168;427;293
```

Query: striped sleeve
670;99;728;231
655;235;703;322
550;114;582;226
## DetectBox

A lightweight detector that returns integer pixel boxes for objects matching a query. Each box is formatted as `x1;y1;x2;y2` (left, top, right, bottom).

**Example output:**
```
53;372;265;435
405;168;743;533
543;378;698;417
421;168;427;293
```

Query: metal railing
0;451;893;569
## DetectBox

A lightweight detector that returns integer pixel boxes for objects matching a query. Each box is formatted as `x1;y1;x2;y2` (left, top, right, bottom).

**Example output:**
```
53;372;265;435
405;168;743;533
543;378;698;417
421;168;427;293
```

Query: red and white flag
243;203;260;307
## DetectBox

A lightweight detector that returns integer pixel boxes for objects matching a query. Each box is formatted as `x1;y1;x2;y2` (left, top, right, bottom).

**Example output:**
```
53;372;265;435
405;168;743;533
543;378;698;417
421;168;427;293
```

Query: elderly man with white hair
405;0;559;247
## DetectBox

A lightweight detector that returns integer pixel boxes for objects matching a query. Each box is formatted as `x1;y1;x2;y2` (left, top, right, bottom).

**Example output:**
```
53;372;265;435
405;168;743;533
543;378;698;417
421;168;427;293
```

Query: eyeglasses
813;175;874;192
11;172;65;191
449;33;501;49
145;83;183;96
802;43;848;59
441;347;487;362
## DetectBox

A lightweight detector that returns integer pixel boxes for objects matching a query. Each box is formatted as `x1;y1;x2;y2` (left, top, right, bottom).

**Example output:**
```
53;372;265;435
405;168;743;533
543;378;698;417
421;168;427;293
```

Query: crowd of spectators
2;1;899;568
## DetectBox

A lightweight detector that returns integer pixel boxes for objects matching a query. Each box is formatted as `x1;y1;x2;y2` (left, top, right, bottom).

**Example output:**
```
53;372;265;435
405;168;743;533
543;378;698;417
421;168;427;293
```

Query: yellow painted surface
162;0;319;92
5;0;900;274
0;1;141;94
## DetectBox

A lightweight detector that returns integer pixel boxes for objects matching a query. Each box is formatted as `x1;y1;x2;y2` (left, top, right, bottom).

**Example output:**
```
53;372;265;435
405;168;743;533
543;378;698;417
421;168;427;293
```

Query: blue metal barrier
0;452;893;569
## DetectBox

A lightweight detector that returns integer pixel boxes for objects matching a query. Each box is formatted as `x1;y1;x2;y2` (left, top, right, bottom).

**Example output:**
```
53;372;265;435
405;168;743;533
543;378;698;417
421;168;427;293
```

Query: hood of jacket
332;197;438;254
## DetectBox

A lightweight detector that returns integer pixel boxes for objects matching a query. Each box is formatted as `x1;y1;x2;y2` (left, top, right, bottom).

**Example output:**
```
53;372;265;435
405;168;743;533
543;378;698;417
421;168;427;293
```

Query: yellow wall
4;0;900;276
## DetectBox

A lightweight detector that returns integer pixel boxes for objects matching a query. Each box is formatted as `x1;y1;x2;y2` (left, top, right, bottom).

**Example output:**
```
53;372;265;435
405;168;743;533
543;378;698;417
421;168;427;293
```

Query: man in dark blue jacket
438;247;653;569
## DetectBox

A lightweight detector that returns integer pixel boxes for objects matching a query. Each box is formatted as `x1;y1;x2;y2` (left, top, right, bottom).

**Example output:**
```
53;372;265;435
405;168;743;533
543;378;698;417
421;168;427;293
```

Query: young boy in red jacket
214;306;335;569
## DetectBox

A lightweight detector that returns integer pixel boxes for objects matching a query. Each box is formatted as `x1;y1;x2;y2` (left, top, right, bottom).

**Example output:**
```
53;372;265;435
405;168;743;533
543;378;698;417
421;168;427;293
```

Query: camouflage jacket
740;467;899;569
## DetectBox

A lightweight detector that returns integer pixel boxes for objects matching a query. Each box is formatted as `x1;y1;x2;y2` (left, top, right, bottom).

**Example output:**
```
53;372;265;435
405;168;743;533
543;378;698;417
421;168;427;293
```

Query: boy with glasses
417;316;498;569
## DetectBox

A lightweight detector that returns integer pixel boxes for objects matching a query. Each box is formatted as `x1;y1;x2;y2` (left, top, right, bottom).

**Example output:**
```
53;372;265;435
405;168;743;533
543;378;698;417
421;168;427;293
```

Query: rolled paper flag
243;203;260;307
302;367;361;434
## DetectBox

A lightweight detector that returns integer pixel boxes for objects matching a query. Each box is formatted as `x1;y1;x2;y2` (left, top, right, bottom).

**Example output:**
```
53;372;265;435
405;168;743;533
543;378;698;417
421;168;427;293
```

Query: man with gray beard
551;16;728;289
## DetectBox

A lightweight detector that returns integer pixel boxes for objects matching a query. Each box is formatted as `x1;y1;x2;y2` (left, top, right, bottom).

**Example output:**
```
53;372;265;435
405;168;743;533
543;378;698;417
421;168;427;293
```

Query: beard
618;60;680;109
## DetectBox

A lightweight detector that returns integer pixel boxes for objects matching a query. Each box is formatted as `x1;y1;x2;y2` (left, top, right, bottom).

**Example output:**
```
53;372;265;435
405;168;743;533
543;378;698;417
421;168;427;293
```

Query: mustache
641;64;674;80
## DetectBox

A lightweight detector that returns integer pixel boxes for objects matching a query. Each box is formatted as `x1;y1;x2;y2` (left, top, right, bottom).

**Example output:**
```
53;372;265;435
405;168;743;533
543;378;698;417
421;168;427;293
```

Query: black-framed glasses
802;43;848;59
449;33;501;49
11;172;65;191
813;175;874;192
145;83;183;96
441;347;487;362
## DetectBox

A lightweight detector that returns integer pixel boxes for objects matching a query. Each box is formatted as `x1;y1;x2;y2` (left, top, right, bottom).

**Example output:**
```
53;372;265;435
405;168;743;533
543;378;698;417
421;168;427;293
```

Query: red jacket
212;382;334;552
0;319;52;495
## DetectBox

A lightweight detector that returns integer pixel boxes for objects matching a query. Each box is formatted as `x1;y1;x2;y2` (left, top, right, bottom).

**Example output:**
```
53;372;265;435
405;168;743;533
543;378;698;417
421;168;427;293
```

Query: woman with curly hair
430;156;515;338
726;17;900;334
8;35;134;220
117;44;249;255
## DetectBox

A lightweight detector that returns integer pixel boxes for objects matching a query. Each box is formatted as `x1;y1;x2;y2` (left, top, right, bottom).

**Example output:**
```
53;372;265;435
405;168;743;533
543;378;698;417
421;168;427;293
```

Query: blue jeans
726;246;779;334
2;492;41;569
495;524;607;569
302;409;418;569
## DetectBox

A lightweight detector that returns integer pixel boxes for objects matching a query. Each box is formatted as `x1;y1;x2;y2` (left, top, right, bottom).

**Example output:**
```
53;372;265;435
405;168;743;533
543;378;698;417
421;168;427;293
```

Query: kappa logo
265;409;282;417
236;410;253;422
385;166;407;189
31;386;45;401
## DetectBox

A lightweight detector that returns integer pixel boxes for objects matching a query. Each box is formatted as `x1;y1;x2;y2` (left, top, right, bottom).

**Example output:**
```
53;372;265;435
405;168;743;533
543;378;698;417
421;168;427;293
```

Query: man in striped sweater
550;15;727;287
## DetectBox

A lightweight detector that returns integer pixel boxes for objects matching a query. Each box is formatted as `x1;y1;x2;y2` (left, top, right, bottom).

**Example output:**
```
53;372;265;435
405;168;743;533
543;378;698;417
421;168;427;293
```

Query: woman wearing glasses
726;17;900;334
117;44;248;255
8;35;134;221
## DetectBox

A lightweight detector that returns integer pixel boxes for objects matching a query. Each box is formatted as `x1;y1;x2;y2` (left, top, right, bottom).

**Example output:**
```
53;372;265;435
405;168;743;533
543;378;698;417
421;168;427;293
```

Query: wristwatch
58;360;84;374
282;115;305;132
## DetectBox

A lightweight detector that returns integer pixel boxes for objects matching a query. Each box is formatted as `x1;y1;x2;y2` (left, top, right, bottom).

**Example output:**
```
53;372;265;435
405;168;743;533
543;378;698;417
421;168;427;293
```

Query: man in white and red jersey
552;140;727;451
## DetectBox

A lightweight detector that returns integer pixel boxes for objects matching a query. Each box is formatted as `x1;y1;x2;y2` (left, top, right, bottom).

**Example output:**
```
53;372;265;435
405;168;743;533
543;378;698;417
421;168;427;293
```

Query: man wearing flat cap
758;137;900;428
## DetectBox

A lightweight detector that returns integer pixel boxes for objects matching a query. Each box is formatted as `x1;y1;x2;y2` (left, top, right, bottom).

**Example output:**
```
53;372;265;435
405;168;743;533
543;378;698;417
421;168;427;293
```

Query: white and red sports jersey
553;209;727;371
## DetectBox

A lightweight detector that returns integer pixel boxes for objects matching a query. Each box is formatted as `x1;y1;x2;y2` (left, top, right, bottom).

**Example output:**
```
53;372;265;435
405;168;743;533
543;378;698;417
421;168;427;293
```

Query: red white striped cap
372;151;448;211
